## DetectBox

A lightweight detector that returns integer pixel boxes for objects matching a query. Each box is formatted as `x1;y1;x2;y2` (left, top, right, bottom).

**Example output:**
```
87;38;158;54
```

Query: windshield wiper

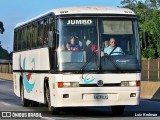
80;46;121;72
80;50;97;73
104;47;121;70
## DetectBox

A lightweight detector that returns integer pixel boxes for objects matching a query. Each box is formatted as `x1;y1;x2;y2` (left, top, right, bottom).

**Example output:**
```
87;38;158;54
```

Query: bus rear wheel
111;106;125;116
20;83;31;107
45;83;59;114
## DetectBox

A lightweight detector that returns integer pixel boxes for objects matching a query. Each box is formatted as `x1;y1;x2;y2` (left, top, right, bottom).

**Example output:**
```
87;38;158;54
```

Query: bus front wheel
20;83;31;107
111;106;125;116
45;82;59;114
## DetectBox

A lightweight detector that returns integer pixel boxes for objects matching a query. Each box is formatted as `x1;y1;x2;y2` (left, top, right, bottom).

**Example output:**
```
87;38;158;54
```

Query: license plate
94;94;108;99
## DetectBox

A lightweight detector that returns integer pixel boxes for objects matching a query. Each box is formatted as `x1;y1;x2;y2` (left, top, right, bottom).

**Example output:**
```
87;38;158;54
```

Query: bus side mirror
48;31;55;49
142;32;148;49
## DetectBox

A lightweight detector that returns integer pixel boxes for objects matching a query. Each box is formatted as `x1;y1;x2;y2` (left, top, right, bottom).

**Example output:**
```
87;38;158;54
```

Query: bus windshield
100;19;141;71
56;17;141;71
57;18;99;71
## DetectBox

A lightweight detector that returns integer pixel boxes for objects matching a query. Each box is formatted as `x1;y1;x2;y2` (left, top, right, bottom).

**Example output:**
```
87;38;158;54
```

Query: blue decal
21;57;36;93
81;74;95;84
23;72;35;93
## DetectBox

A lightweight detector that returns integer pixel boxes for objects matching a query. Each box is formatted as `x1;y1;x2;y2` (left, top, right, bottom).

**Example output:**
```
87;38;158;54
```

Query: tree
0;46;10;59
145;0;160;9
121;0;160;59
0;21;5;34
120;0;138;9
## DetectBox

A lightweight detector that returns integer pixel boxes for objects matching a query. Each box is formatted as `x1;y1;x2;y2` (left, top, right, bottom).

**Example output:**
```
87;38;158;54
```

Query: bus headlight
129;81;136;87
121;81;140;87
58;82;79;88
121;81;129;86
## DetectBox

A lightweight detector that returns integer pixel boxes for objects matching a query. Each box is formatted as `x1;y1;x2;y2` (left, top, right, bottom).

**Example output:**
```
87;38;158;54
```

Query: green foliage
142;49;148;58
0;46;10;59
121;0;160;59
145;0;160;9
148;48;156;59
157;48;160;58
121;0;138;9
0;21;4;34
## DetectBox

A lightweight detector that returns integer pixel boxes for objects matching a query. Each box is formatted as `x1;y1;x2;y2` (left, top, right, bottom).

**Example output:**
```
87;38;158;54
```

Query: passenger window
18;30;21;50
24;27;27;49
44;19;49;45
33;24;38;48
27;26;32;49
38;21;44;47
14;31;18;51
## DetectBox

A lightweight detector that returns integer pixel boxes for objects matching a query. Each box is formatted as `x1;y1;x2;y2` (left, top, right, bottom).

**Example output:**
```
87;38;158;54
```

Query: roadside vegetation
121;0;160;59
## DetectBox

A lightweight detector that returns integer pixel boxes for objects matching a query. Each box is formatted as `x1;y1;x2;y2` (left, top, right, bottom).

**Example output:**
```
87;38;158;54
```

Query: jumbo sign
67;19;93;25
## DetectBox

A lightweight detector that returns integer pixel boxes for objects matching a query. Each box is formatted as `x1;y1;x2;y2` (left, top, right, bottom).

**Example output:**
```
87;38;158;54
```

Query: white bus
13;6;141;115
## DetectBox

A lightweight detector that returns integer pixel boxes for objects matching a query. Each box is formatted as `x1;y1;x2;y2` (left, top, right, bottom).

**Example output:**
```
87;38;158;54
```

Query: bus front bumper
52;87;140;107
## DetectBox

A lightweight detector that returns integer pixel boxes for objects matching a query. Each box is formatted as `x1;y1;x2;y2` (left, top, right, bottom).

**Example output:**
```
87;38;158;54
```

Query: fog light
63;94;69;98
130;93;136;97
121;81;129;86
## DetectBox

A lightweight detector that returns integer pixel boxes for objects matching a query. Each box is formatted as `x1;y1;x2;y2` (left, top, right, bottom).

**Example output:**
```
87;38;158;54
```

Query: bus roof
53;6;135;15
15;6;135;28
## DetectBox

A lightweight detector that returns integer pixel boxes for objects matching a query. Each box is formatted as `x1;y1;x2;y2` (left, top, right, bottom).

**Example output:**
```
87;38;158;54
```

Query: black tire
45;82;59;114
31;101;39;107
111;106;125;116
20;83;31;107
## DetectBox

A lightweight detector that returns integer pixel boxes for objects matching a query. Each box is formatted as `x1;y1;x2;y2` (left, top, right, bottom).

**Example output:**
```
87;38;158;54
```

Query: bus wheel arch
44;77;48;105
44;77;59;114
20;76;31;107
19;75;23;97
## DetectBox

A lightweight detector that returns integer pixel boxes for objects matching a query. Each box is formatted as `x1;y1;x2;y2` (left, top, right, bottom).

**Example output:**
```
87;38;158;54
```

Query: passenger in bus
104;38;123;55
104;40;109;48
66;36;80;51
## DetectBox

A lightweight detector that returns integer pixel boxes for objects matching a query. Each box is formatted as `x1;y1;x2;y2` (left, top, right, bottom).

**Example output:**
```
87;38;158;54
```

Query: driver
104;38;123;55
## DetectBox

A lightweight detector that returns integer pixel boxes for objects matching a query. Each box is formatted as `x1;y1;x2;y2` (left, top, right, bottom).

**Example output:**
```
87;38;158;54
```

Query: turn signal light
136;81;140;86
58;82;63;88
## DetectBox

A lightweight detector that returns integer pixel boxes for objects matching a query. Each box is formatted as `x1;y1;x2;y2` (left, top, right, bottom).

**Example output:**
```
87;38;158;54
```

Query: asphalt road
0;79;160;120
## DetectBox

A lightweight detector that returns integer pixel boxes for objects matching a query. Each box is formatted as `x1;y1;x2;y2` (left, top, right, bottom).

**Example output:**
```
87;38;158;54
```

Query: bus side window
14;30;18;51
24;27;27;49
21;28;24;50
31;24;34;48
32;24;38;48
49;17;56;47
49;17;55;31
31;25;34;49
17;30;21;51
27;26;31;49
37;21;44;47
27;27;29;49
44;18;49;46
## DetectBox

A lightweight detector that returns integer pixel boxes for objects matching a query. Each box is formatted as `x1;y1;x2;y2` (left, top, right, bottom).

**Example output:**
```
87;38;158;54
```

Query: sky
0;0;122;52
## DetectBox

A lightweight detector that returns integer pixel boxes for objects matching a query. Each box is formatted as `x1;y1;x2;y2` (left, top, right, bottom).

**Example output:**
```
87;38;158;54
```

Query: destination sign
63;19;95;26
